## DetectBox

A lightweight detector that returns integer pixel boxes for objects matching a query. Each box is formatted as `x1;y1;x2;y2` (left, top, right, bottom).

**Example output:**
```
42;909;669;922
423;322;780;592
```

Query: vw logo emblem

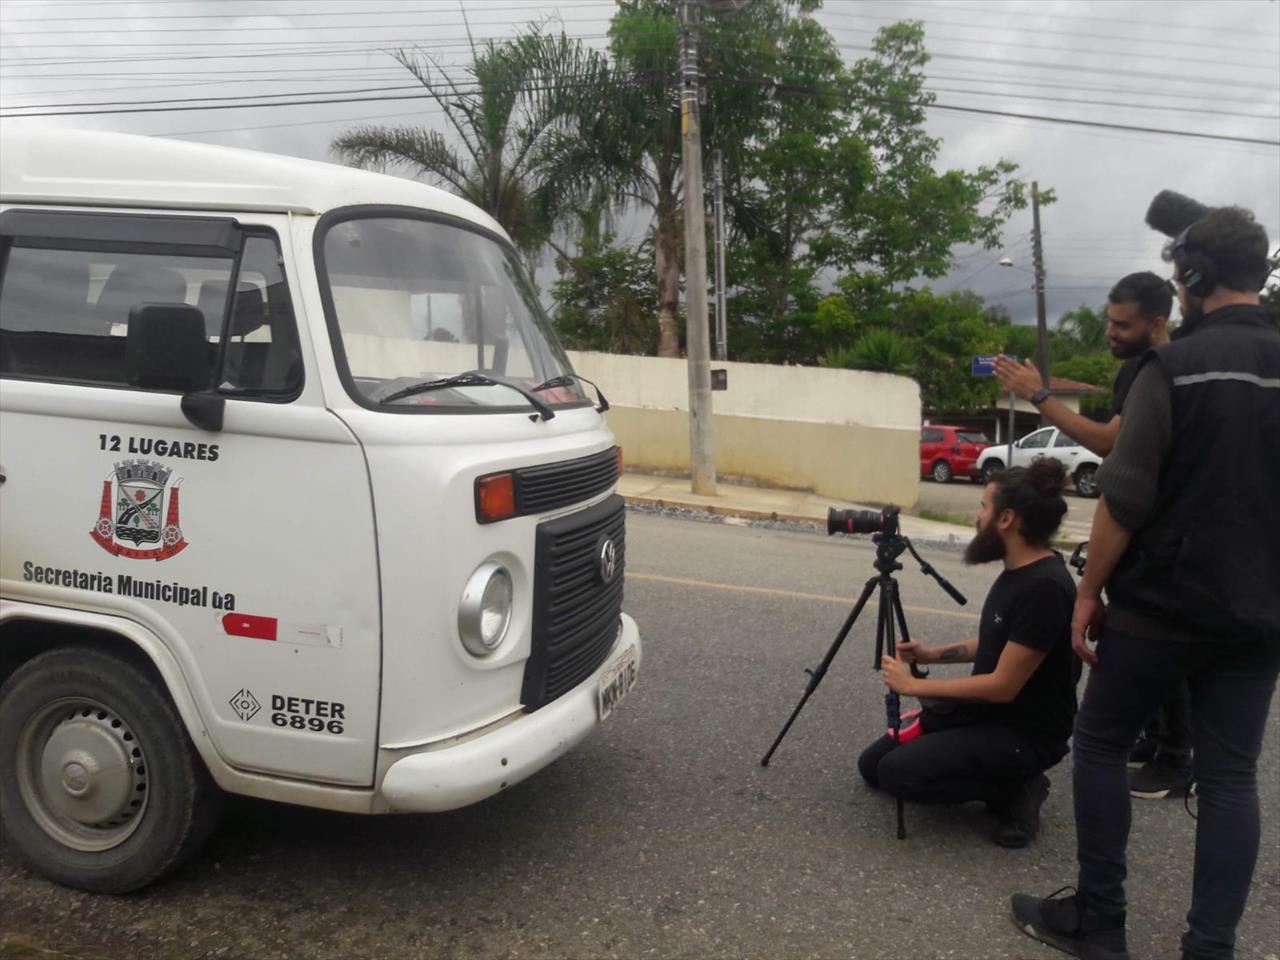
597;536;619;584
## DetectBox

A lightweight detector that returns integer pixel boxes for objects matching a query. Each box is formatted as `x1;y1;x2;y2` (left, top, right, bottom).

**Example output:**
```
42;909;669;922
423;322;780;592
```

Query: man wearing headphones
1012;194;1280;960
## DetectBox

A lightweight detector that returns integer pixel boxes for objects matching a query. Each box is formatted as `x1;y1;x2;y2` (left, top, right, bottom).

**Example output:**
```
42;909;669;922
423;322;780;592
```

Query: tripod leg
890;582;927;680
882;579;909;840
761;574;879;767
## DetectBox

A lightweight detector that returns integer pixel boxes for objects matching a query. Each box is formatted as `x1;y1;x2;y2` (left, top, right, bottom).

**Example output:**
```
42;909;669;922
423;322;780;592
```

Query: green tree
331;31;605;268
824;286;1003;413
1052;351;1120;420
1055;303;1109;358
827;327;914;375
551;239;660;354
819;22;1035;284
721;17;1034;364
1260;281;1280;329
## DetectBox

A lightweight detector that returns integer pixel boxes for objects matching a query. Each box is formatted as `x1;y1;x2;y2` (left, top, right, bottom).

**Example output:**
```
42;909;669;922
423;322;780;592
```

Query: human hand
1071;591;1106;666
994;355;1043;401
881;654;918;695
895;641;932;664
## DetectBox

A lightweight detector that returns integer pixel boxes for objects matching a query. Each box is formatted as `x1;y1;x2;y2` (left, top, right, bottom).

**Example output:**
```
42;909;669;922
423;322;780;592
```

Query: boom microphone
1145;190;1212;239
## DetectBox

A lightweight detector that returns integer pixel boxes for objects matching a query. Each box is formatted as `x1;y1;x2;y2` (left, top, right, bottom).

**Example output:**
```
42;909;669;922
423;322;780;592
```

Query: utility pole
713;148;727;362
679;0;716;494
1030;182;1051;422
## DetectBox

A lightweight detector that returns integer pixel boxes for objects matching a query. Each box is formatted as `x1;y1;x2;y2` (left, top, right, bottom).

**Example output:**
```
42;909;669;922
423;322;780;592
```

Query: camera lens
827;508;885;536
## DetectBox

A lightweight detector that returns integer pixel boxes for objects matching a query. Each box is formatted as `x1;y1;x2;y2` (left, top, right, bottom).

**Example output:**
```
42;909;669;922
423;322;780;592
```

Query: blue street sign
972;355;998;377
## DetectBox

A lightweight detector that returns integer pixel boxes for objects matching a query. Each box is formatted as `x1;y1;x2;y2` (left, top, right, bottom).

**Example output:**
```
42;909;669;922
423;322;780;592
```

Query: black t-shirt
1111;357;1142;417
972;554;1080;749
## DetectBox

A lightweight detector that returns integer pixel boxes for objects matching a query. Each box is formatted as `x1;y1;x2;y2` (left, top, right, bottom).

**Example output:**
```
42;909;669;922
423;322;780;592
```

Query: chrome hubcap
19;699;149;851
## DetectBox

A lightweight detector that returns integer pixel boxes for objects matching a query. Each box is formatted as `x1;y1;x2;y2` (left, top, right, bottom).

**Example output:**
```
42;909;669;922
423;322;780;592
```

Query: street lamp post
1000;182;1051;425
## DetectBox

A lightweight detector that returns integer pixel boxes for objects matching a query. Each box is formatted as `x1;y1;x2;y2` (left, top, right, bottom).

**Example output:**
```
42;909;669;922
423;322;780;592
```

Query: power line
8;69;1277;150
818;5;1280;58
0;34;612;67
0;3;617;22
163;106;449;138
852;0;1280;43
5;83;425;111
15;77;1275;122
833;41;1280;92
927;86;1278;122
923;71;1277;109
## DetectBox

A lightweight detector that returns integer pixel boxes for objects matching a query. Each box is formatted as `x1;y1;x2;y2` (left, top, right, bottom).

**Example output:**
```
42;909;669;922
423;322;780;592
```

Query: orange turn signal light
475;472;516;524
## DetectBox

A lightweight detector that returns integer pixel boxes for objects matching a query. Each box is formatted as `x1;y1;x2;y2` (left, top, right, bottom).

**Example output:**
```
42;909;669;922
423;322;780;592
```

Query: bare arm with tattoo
895;637;977;665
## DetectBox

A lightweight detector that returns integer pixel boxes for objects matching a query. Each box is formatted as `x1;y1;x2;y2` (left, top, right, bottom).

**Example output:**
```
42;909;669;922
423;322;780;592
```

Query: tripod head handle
903;537;968;606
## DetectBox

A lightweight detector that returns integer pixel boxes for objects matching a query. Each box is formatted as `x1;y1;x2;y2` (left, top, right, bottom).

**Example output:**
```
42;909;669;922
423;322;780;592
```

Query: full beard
964;521;1006;565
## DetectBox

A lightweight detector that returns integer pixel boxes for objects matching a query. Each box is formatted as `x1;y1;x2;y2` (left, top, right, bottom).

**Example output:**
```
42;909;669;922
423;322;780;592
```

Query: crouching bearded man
857;458;1081;848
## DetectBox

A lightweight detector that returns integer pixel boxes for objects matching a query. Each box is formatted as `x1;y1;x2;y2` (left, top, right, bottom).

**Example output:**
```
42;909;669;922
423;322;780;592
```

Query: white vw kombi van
0;127;641;892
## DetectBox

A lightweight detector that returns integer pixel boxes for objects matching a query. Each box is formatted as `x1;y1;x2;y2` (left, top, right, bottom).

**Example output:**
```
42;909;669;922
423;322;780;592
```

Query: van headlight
458;563;513;656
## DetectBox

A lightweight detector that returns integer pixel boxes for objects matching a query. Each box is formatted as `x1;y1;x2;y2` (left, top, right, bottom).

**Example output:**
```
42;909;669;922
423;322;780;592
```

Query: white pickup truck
975;426;1103;497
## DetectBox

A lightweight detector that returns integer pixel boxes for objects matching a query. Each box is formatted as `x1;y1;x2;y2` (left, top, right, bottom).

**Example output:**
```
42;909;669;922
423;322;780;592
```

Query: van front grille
514;448;618;515
521;495;625;711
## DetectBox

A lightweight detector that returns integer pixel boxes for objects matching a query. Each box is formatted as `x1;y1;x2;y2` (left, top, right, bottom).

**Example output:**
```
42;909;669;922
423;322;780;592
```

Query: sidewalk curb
622;493;819;526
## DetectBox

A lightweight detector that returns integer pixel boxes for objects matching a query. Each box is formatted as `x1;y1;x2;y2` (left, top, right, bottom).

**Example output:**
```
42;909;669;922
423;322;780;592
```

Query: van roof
0;125;507;235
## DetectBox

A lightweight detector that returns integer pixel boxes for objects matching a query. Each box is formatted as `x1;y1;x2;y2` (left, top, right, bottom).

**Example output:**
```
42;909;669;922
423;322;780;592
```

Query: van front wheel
0;646;221;893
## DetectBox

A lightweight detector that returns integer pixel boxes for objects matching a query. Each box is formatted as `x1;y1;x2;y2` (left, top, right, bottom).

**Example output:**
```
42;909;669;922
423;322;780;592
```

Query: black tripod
761;524;966;839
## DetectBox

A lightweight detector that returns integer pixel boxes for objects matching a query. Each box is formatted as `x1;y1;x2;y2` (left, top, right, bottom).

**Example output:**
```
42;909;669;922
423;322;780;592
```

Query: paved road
915;477;1098;544
3;512;1277;959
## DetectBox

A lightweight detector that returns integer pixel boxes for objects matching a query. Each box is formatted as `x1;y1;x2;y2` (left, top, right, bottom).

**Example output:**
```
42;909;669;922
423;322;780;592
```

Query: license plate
597;645;638;721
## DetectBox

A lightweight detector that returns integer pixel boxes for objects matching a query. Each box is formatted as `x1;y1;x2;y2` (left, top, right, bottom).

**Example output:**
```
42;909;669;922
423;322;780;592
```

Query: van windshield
320;214;586;410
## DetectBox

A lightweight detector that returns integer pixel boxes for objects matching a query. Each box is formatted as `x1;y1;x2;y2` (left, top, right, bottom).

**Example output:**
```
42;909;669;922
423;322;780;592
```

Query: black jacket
1107;305;1280;641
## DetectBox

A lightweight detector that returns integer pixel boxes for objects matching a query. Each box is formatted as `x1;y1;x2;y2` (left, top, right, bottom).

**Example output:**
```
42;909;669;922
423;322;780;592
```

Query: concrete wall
567;352;921;507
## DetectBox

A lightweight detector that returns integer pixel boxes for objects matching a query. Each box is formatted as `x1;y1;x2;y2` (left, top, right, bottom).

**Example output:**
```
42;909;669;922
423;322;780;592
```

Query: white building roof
0;125;505;236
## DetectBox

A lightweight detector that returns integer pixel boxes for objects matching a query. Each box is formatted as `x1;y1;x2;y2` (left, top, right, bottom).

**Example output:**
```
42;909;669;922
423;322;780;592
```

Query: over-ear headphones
1172;226;1218;299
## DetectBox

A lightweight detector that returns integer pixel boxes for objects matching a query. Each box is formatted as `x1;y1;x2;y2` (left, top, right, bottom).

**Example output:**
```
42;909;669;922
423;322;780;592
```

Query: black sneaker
1129;759;1193;800
1128;736;1157;766
1011;887;1129;960
991;774;1050;848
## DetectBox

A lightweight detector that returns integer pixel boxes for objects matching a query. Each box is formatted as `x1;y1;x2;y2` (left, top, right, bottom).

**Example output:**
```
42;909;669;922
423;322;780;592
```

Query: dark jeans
1141;681;1193;767
858;722;1051;804
1072;628;1280;960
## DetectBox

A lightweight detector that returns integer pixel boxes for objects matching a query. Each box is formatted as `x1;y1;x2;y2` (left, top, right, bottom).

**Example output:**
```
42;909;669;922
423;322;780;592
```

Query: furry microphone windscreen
1145;190;1212;238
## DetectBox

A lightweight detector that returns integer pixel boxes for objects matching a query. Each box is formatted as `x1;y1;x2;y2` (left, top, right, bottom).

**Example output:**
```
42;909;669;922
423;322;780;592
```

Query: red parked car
920;424;990;483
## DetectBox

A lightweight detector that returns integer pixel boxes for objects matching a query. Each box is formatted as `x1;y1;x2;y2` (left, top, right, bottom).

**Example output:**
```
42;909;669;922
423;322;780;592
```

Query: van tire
0;645;222;893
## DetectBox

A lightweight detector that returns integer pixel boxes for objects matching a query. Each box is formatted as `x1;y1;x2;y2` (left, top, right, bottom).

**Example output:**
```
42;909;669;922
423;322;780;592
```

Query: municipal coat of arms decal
90;459;188;560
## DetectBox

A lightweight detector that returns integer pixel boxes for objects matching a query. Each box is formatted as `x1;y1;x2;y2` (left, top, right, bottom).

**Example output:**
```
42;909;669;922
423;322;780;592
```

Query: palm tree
573;5;685;357
332;30;605;270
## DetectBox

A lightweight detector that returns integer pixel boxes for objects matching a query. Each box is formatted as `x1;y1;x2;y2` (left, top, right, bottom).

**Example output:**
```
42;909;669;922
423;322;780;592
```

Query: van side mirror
125;303;225;431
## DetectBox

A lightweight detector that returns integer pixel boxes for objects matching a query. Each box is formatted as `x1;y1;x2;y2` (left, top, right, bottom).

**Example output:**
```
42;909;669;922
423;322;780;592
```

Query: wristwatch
1030;387;1052;406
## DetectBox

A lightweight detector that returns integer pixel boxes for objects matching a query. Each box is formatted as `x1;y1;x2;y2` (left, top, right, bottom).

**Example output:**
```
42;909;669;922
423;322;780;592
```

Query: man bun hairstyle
1146;190;1272;294
991;457;1069;548
1109;271;1172;320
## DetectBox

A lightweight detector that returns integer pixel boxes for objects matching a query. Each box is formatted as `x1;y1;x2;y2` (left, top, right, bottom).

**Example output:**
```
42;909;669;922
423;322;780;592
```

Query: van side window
0;215;301;399
215;235;303;395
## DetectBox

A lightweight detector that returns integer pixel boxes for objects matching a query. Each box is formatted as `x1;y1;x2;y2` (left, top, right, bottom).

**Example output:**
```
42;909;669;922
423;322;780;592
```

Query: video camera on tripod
762;504;967;838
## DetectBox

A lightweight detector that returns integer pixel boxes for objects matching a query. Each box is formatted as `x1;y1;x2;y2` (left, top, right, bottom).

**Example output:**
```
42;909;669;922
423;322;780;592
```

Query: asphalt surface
914;477;1098;544
2;511;1277;960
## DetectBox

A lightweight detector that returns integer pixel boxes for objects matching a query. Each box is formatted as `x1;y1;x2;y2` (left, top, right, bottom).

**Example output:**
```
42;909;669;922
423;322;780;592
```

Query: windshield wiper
534;373;610;413
377;371;555;421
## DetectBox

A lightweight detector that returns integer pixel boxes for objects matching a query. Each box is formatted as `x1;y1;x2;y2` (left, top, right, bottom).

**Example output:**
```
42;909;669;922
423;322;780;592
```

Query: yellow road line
629;571;980;621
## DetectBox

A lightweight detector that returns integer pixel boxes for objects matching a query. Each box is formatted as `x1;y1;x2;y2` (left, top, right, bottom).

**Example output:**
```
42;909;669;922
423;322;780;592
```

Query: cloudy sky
2;0;1278;326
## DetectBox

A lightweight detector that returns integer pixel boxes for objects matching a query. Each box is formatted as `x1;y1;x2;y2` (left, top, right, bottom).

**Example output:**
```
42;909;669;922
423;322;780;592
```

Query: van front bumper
379;613;640;813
